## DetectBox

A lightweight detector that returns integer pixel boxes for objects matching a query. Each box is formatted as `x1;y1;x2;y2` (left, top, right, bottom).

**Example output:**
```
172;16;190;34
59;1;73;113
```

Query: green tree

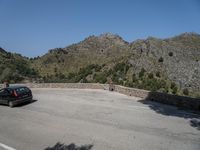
139;68;146;78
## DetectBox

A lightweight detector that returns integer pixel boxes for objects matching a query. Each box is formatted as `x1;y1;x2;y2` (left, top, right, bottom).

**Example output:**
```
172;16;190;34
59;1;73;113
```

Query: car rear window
15;87;30;95
7;88;13;94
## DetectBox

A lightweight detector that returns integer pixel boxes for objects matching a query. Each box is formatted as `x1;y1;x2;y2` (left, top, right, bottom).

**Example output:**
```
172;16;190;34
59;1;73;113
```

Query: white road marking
0;143;16;150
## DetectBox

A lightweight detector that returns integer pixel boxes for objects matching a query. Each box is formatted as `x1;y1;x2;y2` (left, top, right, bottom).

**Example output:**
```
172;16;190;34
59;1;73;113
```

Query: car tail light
12;90;18;97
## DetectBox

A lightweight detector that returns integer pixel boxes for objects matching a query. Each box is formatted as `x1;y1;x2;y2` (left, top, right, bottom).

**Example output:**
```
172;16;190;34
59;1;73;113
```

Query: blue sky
0;0;200;57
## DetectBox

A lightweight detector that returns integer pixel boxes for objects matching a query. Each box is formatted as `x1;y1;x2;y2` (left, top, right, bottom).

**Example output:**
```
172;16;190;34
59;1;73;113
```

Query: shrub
170;82;176;89
82;77;88;83
183;88;189;95
94;72;107;83
78;67;92;78
67;64;102;82
5;52;12;59
158;57;164;62
155;71;161;78
172;86;178;94
67;72;76;80
164;86;169;93
54;67;57;73
137;77;168;92
105;69;113;76
114;62;129;74
132;74;137;82
58;73;66;79
148;73;154;79
125;81;134;87
170;82;178;94
139;68;146;78
93;64;102;72
111;73;118;84
168;52;173;57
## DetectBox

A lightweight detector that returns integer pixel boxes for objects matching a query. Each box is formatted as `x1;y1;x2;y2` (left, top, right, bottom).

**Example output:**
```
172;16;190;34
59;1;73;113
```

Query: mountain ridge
1;32;200;98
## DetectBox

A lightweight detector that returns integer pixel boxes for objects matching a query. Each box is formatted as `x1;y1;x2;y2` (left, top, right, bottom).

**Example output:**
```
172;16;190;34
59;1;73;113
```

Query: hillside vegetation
0;47;38;83
1;32;200;98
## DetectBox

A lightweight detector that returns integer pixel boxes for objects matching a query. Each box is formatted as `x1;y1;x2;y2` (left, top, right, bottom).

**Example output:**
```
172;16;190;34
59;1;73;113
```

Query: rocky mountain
127;33;200;95
32;33;130;75
1;32;200;98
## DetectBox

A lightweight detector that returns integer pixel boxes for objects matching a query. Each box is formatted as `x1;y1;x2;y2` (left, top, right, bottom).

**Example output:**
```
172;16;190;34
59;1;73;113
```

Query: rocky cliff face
128;33;200;93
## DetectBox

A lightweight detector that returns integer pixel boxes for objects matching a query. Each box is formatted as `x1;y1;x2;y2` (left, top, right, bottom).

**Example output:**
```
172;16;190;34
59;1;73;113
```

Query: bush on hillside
158;57;164;62
155;71;161;78
113;62;129;74
148;73;154;79
168;52;173;57
94;72;107;83
139;68;146;78
183;88;189;95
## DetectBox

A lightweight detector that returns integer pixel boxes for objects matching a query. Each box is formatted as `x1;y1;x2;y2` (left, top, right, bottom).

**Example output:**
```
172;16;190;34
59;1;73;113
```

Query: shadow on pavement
16;99;38;107
190;119;200;130
44;142;93;150
139;98;200;130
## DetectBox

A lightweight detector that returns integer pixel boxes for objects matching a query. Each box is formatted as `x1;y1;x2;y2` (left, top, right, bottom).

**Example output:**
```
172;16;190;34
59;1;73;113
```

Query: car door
0;89;5;104
0;89;10;104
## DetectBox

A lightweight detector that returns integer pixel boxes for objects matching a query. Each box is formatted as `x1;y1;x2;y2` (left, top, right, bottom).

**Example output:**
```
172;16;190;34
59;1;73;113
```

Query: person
6;82;9;87
108;79;114;91
4;80;9;88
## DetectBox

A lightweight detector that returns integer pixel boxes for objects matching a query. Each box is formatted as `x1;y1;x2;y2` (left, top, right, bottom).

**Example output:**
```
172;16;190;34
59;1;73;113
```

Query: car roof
5;86;29;90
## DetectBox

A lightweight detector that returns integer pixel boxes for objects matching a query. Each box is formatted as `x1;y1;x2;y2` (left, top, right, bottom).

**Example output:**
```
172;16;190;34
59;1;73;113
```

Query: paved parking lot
0;88;200;150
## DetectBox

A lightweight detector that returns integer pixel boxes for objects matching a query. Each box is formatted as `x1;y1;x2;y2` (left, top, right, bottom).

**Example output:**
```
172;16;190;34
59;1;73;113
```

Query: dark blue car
0;86;32;107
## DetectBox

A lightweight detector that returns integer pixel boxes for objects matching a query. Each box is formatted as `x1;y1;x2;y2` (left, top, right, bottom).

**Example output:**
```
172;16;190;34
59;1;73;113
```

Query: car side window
0;89;9;95
0;89;5;94
0;89;4;93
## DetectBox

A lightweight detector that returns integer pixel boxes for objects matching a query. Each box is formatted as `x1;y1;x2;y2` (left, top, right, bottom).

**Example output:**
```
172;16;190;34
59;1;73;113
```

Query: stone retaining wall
110;85;200;111
0;83;200;111
146;92;200;111
114;85;149;98
0;83;109;90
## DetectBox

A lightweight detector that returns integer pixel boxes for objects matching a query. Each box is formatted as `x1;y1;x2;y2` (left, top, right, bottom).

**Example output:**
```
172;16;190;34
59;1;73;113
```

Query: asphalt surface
0;88;200;150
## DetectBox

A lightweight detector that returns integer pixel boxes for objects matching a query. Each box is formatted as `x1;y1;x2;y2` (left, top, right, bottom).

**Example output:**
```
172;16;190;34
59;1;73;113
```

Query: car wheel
8;101;14;108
